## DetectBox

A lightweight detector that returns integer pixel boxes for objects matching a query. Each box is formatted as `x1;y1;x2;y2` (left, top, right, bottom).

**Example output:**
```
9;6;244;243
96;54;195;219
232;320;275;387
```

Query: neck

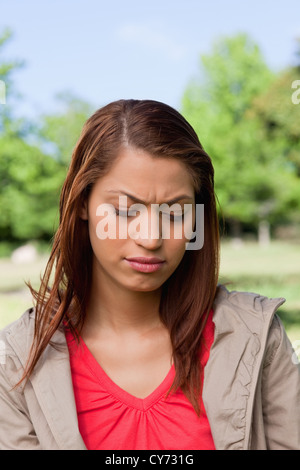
84;265;163;335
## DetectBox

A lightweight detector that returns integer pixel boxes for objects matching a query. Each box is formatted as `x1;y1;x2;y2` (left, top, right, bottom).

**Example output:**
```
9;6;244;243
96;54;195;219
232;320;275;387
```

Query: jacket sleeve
0;351;42;450
261;315;300;450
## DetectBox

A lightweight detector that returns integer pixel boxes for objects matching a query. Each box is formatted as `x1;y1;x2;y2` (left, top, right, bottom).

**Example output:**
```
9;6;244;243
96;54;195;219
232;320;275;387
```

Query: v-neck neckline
78;336;175;411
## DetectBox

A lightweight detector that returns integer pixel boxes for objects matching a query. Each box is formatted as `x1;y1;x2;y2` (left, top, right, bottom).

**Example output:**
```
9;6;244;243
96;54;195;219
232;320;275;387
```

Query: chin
124;279;165;293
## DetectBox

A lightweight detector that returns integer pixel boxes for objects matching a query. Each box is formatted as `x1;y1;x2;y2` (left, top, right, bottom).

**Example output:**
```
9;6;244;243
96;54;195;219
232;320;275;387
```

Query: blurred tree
250;42;300;177
182;33;300;241
247;39;300;241
0;28;25;133
0;135;62;240
36;91;94;165
0;29;92;243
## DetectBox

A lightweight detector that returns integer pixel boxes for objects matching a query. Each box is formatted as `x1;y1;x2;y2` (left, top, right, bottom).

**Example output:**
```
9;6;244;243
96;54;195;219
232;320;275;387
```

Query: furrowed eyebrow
106;190;194;205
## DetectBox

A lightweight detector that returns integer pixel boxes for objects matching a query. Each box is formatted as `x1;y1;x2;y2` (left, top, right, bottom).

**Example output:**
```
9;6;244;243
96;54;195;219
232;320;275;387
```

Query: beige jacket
0;286;299;450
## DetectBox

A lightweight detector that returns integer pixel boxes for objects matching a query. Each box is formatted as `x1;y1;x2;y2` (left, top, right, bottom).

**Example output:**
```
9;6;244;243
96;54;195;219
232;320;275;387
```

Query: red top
66;310;215;450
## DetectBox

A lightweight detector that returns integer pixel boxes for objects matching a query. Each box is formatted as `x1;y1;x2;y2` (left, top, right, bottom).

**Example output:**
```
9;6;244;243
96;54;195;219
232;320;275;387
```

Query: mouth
125;257;166;273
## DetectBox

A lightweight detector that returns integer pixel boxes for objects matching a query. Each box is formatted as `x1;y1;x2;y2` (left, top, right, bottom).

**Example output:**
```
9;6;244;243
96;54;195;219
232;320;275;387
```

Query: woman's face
81;146;195;293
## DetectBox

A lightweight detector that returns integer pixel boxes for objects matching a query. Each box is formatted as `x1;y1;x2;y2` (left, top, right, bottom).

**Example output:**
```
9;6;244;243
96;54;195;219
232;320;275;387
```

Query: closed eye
115;208;185;221
162;212;184;222
114;208;132;217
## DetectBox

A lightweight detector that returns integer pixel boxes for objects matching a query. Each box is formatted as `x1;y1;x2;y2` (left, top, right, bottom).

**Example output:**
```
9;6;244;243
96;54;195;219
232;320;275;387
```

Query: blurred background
0;0;299;345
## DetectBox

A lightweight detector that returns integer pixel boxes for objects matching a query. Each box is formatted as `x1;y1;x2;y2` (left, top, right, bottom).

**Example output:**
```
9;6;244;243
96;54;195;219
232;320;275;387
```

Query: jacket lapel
6;313;86;450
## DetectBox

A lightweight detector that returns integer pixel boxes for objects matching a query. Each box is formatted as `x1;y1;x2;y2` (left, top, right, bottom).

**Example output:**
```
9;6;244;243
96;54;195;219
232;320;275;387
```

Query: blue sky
1;0;299;118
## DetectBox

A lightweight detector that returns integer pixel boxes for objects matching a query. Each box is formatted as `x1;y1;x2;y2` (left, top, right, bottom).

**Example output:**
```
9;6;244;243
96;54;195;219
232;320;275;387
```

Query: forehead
93;146;195;203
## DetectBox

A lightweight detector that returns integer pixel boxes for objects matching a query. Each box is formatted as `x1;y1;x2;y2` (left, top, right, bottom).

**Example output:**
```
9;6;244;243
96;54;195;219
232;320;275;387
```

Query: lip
126;257;165;264
125;257;166;273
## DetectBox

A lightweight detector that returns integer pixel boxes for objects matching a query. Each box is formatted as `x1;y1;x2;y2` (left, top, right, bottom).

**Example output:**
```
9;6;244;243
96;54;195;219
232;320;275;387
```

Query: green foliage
1;28;300;244
199;34;274;120
251;67;300;177
0;28;63;242
0;135;64;240
0;29;25;132
0;90;93;241
0;29;93;243
182;33;300;234
0;28;24;91
37;91;94;164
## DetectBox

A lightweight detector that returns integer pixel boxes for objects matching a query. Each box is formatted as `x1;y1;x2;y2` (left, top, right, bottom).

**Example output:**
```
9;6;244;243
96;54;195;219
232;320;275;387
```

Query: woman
0;99;299;450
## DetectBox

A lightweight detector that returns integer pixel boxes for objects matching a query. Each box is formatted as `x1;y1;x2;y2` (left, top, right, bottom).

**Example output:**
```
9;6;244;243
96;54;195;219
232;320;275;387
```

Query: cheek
164;237;187;266
88;213;125;259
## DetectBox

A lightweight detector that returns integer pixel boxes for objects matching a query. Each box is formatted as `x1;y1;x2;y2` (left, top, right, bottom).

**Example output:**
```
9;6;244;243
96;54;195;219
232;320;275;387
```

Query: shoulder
213;284;285;333
0;307;35;336
212;285;288;362
0;308;35;353
0;308;36;384
214;284;286;316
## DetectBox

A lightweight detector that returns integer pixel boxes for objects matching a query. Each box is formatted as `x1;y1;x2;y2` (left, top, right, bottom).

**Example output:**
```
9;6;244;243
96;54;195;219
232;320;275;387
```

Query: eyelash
114;208;184;221
114;208;129;217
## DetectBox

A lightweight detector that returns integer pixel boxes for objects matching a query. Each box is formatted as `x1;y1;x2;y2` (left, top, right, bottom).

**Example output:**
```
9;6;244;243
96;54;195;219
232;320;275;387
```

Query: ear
80;199;88;220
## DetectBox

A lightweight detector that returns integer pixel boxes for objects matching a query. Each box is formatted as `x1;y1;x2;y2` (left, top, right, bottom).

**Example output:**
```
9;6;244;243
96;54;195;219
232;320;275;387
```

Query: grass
0;254;49;329
0;240;299;345
219;240;300;344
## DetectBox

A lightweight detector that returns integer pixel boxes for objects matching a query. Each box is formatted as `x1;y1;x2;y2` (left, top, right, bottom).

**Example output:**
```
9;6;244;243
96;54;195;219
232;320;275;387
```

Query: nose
135;233;163;251
130;206;163;251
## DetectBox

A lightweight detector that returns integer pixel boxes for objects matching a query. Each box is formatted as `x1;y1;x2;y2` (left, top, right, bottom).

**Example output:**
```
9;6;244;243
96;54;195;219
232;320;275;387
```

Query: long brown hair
23;99;220;414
